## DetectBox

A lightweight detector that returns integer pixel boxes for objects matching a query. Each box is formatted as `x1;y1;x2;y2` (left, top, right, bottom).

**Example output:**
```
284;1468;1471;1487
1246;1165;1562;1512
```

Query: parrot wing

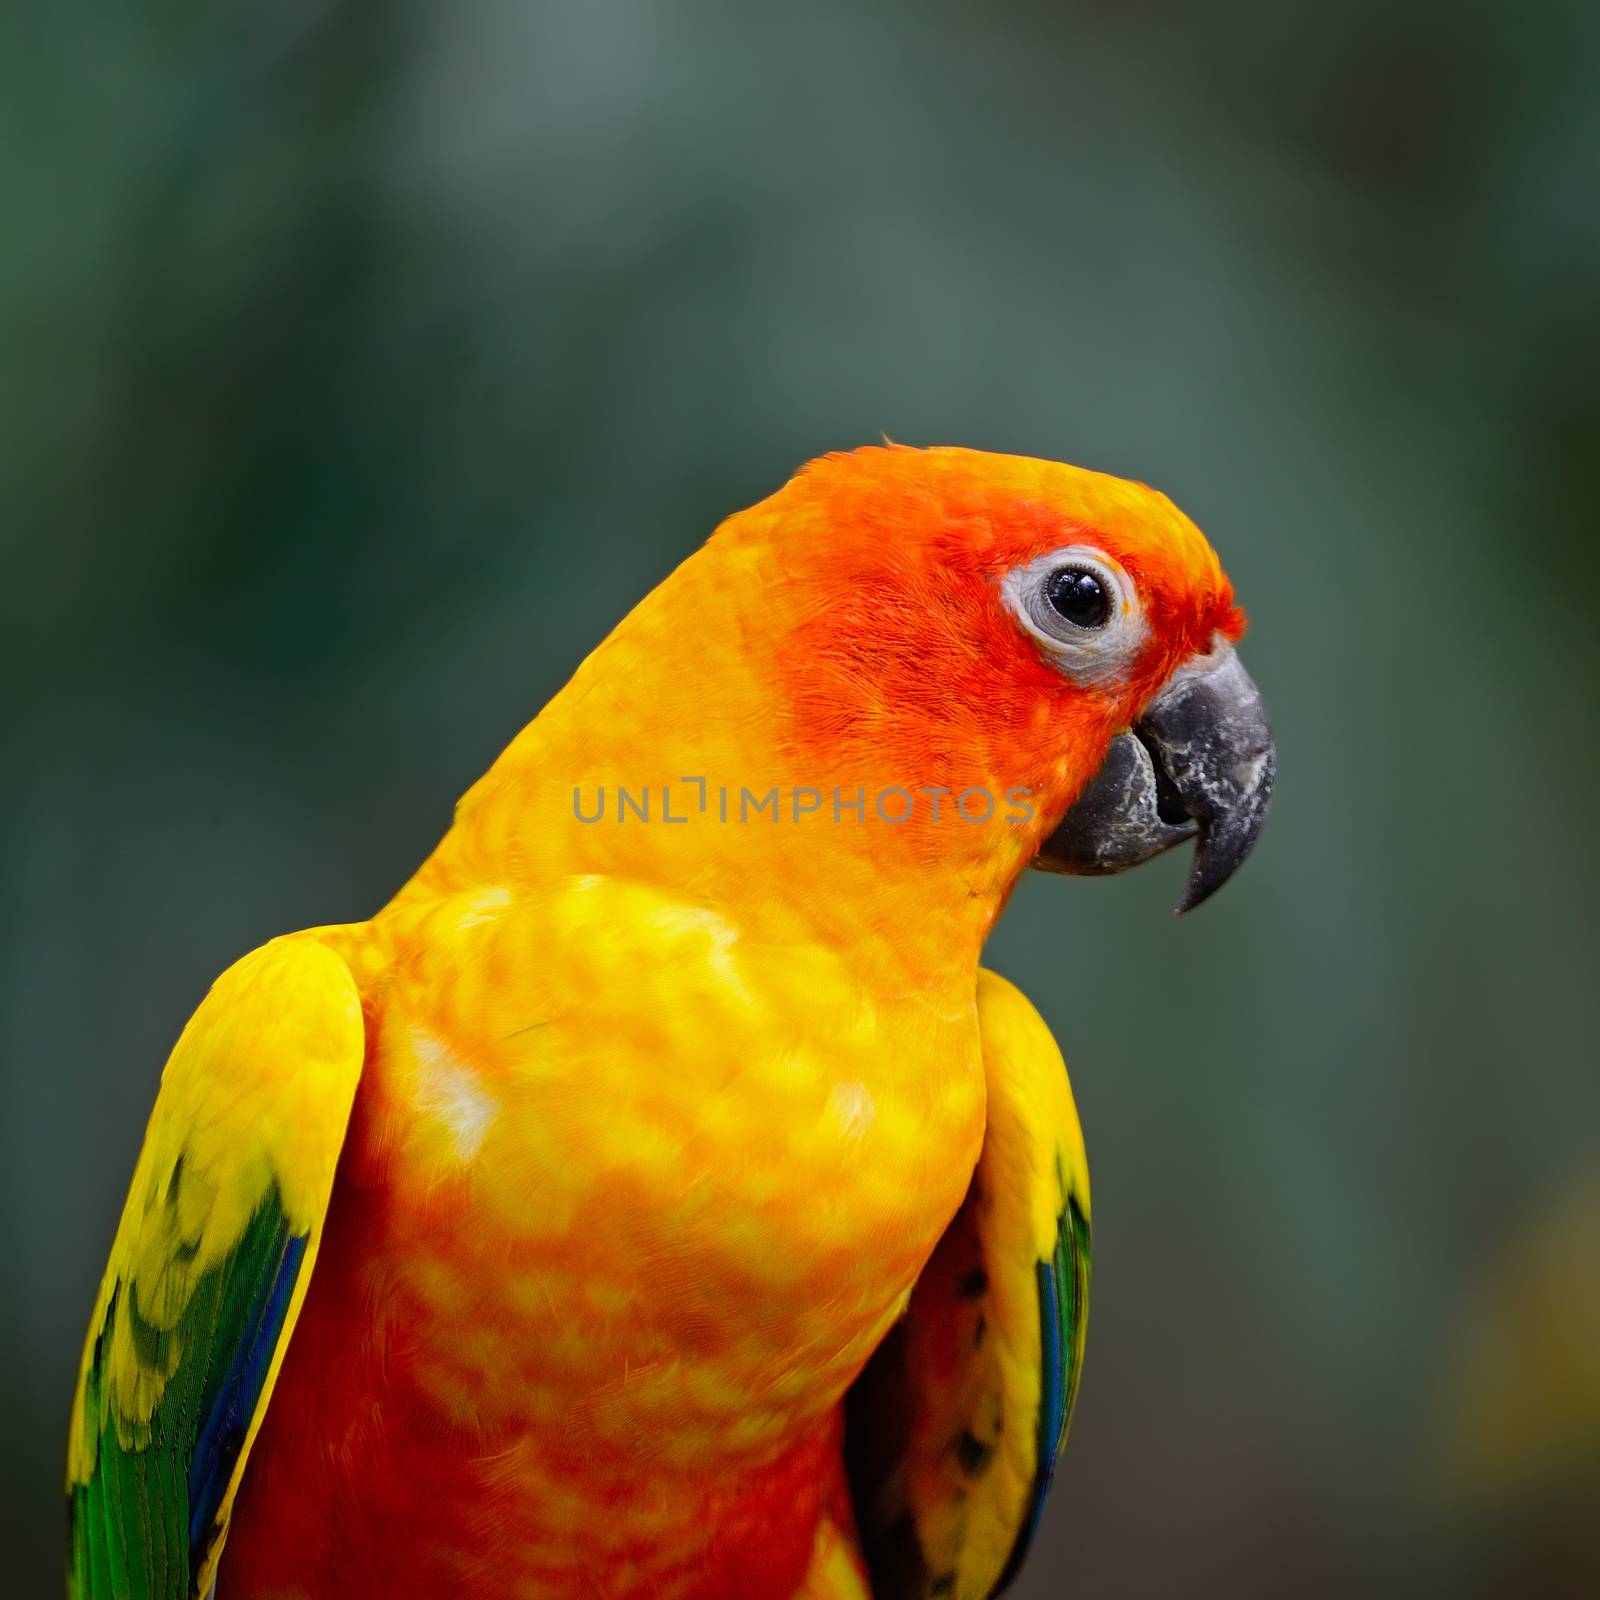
66;935;366;1600
845;968;1091;1600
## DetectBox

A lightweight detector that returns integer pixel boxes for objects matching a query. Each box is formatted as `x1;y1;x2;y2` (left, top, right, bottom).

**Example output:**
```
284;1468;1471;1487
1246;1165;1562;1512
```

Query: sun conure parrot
67;445;1274;1600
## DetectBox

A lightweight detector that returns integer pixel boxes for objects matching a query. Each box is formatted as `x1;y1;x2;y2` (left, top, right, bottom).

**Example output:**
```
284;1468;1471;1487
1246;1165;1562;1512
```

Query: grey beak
1034;645;1275;914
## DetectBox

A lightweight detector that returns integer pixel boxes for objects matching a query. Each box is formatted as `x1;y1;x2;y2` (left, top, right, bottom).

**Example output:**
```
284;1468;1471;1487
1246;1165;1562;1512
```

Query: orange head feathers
740;445;1245;821
430;444;1272;958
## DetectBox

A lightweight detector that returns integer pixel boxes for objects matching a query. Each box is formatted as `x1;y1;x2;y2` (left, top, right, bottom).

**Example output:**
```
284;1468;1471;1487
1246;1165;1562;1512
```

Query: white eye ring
1002;545;1147;687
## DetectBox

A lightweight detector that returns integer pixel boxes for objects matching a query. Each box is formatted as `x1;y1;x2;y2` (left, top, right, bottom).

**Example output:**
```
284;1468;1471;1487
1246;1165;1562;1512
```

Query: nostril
1136;730;1192;827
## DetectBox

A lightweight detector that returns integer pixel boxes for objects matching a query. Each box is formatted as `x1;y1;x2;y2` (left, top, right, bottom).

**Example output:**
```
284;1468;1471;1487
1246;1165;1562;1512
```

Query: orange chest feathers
346;879;984;1469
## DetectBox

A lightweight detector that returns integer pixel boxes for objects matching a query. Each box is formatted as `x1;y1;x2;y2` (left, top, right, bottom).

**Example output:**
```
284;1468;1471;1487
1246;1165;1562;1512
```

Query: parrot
66;444;1274;1600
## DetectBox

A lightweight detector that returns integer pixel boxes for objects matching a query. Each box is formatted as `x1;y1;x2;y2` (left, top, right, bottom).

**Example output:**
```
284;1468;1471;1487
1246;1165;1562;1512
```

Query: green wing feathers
67;936;365;1599
847;969;1091;1600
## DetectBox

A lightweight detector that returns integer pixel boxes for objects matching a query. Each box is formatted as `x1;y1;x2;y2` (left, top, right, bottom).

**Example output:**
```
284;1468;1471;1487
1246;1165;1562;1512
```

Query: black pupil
1045;566;1110;628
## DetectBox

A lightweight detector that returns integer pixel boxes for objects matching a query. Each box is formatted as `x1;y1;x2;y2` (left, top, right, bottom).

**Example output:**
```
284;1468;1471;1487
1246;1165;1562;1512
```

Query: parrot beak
1034;642;1276;914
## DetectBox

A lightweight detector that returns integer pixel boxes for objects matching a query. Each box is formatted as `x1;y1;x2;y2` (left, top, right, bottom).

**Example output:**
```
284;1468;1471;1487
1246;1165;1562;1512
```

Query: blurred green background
5;2;1599;1595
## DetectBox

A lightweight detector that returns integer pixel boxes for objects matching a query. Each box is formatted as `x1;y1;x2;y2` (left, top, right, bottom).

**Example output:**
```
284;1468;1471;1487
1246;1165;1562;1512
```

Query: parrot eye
1043;566;1111;629
1002;545;1147;686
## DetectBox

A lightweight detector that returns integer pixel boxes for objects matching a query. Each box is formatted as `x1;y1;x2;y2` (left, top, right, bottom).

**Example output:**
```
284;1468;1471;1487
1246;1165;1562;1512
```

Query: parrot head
738;445;1275;913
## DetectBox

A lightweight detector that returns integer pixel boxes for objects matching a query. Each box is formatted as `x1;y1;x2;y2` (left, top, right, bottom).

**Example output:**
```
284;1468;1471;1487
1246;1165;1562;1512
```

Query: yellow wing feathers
847;969;1091;1600
967;969;1091;1592
67;935;365;1599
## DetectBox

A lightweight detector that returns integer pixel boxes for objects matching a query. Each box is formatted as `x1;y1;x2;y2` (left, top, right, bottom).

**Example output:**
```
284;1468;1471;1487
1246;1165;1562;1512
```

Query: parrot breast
221;878;987;1598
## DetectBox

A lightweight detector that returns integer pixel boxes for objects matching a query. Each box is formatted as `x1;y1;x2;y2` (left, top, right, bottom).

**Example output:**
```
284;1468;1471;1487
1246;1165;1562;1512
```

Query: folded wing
847;969;1091;1600
67;936;365;1599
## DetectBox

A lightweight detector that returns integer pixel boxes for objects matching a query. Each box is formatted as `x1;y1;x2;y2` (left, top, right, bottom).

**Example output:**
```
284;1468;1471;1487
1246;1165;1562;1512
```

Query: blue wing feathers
70;1186;311;1599
186;1222;306;1549
993;1190;1091;1596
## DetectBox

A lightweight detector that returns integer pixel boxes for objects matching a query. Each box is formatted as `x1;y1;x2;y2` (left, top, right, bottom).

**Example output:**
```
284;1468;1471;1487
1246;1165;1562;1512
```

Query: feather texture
847;971;1091;1600
64;445;1250;1598
66;937;364;1598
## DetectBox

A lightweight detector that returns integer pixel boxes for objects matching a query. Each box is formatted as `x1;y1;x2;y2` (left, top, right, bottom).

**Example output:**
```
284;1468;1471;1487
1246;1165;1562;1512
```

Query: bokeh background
5;3;1599;1595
